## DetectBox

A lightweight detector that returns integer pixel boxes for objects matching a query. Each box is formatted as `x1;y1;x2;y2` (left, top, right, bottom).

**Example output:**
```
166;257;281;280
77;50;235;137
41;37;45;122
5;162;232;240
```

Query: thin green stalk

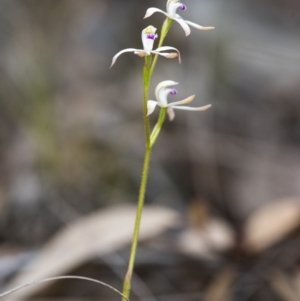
122;19;174;301
150;108;167;147
143;56;152;146
122;146;151;301
150;18;173;78
122;56;152;301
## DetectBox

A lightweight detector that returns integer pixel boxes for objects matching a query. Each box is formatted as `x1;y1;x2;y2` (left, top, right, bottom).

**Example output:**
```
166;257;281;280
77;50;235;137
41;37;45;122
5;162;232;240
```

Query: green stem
143;56;152;146
150;108;167;147
122;146;151;301
122;19;174;301
150;18;173;78
122;56;152;301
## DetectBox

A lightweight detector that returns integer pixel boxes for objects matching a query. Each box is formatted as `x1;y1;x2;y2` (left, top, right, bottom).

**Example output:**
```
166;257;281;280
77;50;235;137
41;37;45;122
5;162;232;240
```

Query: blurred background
1;0;300;300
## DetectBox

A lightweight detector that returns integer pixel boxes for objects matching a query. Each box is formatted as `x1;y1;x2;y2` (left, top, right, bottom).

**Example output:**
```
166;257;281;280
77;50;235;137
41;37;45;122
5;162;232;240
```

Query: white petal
185;20;215;31
155;80;179;101
144;7;168;19
110;48;140;68
171;104;212;111
147;100;159;116
167;107;175;121
173;17;191;36
167;95;195;107
155;46;181;63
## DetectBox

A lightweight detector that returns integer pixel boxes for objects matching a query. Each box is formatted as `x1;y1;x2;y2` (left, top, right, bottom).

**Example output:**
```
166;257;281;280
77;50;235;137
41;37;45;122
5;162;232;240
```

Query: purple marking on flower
169;89;178;96
147;34;158;40
179;4;187;10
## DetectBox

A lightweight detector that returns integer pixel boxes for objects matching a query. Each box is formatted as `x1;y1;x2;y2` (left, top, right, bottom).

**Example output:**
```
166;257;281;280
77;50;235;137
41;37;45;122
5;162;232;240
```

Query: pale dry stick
0;275;129;300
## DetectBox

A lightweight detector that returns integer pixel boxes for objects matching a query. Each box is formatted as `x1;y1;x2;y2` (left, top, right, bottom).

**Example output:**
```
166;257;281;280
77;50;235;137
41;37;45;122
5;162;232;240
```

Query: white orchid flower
110;25;181;68
147;80;211;121
144;0;214;36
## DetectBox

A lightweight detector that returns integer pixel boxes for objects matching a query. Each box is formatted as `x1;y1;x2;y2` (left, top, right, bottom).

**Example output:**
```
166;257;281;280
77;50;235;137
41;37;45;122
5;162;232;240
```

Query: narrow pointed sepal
173;17;191;36
155;46;181;63
151;51;178;61
167;107;175;121
110;48;140;68
168;95;195;107
185;20;215;31
147;100;159;116
172;104;212;111
144;7;168;19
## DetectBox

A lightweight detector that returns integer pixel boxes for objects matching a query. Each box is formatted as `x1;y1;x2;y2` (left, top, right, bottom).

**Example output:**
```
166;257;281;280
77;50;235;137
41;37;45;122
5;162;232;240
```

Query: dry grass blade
2;205;179;301
0;276;129;300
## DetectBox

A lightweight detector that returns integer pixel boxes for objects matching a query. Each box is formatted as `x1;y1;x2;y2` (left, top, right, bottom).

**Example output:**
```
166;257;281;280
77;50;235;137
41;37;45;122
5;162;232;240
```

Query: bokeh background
1;0;300;300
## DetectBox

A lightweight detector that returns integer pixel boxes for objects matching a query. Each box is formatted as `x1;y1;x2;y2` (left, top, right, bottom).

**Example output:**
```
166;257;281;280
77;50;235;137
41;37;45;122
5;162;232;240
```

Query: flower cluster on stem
110;2;214;300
